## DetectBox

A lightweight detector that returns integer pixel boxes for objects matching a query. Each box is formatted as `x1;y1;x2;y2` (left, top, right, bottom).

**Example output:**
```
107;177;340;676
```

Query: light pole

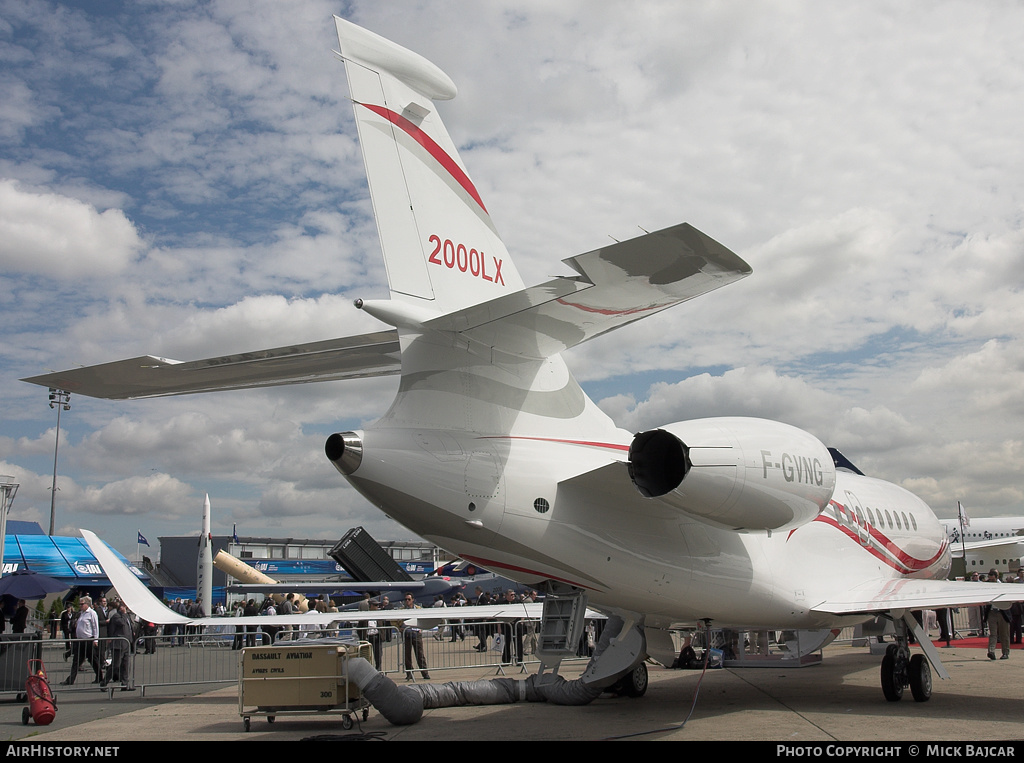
48;388;71;536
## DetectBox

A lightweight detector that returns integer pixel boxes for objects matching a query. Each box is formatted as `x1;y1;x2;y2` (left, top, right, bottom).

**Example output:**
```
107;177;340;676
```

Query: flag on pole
957;501;970;528
232;524;240;544
138;531;150;546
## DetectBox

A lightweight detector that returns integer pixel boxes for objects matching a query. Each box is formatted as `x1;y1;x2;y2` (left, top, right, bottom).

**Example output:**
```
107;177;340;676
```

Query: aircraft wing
21;330;401;400
226;581;428;594
81;529;546;627
949;538;1024;558
423;222;752;359
811;577;1024;616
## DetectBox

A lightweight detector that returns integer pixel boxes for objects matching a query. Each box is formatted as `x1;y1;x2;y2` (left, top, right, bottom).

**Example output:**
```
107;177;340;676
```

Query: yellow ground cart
239;639;372;731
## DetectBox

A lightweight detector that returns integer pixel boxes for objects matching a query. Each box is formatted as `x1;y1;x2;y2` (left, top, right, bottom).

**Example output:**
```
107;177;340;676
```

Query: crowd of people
346;586;547;680
961;568;1024;660
0;599;31;635
58;595;137;690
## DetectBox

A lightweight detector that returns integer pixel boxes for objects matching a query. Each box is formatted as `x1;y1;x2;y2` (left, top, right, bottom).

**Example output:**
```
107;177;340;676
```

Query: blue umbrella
0;570;69;599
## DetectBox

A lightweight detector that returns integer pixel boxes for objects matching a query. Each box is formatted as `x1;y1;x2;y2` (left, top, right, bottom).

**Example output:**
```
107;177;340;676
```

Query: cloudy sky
2;0;1022;557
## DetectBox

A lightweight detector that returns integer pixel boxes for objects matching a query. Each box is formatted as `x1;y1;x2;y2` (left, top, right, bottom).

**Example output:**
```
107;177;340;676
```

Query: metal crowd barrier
4;607;1003;701
0;633;43;698
33;616;587;698
263;621;531;677
131;632;241;695
19;631;256;697
265;617;592;679
17;636;133;694
370;617;590;678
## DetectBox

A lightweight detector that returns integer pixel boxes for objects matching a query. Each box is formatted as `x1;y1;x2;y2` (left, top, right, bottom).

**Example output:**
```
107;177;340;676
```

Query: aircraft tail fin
334;17;524;314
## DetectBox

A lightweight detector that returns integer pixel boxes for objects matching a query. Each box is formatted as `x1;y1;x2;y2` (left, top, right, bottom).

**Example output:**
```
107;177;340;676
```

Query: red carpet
931;636;1023;650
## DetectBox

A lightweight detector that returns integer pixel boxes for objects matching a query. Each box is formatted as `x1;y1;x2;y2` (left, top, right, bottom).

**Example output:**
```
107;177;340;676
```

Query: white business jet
25;18;1024;703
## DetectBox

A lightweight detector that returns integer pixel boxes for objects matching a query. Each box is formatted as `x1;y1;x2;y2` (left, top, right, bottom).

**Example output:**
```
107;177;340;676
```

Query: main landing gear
879;612;938;702
880;644;931;702
533;583;648;697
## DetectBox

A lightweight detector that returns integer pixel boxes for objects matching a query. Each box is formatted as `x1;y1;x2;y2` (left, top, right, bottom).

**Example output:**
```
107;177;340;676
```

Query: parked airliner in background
944;516;1024;575
25;17;1024;704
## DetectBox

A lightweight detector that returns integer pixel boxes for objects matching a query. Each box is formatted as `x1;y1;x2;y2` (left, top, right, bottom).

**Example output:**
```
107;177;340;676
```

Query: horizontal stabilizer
21;330;400;400
425;222;751;359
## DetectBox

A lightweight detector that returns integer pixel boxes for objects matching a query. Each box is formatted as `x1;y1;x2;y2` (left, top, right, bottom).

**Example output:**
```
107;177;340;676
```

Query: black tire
881;648;904;701
22;707;30;725
621;662;649;697
909;654;932;702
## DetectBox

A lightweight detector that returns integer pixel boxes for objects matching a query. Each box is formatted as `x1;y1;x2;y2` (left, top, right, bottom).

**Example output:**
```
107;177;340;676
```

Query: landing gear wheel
609;662;649;697
623;662;648;697
880;644;904;702
909;654;932;702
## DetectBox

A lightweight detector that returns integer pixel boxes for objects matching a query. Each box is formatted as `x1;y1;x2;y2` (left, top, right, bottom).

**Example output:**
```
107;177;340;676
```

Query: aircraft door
844;490;872;547
464;448;507;535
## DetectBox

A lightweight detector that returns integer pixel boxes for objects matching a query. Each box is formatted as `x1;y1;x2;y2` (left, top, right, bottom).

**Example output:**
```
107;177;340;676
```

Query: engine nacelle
628;417;836;531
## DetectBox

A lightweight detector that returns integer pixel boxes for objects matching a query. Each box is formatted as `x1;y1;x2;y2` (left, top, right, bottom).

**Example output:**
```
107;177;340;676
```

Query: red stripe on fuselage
480;435;630;452
358;102;488;214
813;507;947;575
459;555;598;591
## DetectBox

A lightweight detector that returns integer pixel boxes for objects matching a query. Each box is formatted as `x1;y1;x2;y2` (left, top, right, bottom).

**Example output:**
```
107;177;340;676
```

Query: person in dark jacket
12;600;29;633
103;600;135;688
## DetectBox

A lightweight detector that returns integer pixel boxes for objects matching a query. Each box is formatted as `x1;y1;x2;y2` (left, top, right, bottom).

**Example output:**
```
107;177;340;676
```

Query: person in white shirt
63;596;101;685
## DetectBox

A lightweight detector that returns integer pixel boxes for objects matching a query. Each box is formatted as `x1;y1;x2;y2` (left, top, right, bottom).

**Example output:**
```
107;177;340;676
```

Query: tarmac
5;642;1023;742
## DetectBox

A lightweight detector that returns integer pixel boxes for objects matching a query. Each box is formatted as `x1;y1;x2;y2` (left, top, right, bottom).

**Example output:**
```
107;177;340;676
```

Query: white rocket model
196;493;213;617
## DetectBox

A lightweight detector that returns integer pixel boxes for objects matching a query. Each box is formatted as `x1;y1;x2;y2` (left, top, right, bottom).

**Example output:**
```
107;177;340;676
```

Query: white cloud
75;473;194;517
912;340;1024;421
0;79;54;140
0;179;144;277
603;366;840;437
4;1;1024;554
